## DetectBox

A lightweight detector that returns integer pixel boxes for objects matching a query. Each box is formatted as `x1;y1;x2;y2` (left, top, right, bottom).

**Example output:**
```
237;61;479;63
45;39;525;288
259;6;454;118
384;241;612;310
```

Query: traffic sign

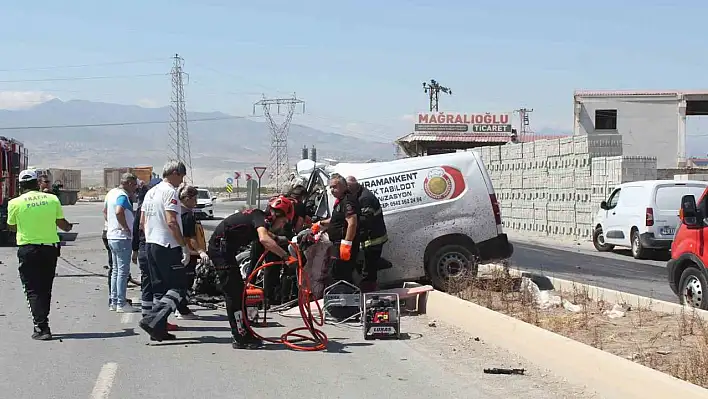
226;177;234;184
245;173;252;181
234;172;241;180
254;166;267;179
226;184;233;193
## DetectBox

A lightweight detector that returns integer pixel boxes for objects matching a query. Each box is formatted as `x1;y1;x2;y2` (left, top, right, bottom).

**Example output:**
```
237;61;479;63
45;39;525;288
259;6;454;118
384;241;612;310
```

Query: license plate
661;227;675;235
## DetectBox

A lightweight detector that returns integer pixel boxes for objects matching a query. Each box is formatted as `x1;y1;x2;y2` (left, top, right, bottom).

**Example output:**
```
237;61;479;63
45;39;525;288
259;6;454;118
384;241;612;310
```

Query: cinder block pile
477;134;658;240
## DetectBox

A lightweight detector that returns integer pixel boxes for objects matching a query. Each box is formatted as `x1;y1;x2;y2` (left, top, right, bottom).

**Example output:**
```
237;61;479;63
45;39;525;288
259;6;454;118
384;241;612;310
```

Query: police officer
8;169;74;340
346;176;388;293
313;173;359;284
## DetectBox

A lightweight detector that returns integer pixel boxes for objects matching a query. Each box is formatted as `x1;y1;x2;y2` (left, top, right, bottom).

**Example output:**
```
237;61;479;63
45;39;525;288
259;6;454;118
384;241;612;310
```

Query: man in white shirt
104;173;139;313
138;160;191;342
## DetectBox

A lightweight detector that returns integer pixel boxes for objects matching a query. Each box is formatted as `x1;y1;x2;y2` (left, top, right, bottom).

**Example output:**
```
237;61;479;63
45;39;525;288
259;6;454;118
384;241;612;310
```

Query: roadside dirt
449;267;708;389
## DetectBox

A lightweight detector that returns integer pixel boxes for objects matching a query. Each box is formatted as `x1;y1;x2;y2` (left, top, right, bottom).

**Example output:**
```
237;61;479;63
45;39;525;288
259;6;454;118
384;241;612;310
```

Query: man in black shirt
346;176;388;293
313;174;359;284
207;196;297;349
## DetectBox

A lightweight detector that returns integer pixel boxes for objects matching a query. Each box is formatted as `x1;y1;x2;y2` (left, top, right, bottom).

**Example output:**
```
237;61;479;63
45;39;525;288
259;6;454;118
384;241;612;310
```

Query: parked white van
296;151;514;290
592;180;708;259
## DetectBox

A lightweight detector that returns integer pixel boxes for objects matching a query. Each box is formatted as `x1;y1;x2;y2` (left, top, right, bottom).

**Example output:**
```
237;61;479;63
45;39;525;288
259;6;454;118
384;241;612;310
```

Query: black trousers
141;243;187;332
102;232;112;292
176;257;197;315
361;244;384;283
138;241;153;316
17;244;59;330
208;239;249;338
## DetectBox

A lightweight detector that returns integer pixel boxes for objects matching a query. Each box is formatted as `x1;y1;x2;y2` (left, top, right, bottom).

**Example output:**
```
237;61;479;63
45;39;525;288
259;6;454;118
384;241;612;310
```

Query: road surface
0;228;592;398
66;201;676;302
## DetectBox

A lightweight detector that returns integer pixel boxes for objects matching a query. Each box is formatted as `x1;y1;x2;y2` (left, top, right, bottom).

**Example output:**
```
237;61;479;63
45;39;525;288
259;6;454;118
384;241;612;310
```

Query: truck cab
0;137;29;245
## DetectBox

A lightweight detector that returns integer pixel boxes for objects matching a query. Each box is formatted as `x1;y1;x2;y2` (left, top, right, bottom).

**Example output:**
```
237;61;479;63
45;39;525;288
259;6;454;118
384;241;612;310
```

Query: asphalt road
66;201;676;303
0;225;591;398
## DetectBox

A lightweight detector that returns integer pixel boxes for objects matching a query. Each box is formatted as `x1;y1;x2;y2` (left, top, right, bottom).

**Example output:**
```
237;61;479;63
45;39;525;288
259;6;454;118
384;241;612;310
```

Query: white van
592;180;708;259
296;151;514;290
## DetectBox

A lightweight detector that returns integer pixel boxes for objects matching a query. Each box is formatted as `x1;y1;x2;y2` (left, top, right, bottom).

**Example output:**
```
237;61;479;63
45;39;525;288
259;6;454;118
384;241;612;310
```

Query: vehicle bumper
639;232;672;250
667;258;680;295
477;233;514;262
193;208;214;219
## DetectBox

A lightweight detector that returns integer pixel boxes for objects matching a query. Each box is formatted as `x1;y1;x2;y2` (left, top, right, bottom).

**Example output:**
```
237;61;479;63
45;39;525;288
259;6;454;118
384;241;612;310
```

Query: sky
1;0;708;146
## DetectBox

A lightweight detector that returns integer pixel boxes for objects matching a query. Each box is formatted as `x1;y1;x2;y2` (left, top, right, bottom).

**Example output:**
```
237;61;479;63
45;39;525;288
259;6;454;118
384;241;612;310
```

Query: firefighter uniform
8;170;69;340
327;192;361;284
353;185;388;292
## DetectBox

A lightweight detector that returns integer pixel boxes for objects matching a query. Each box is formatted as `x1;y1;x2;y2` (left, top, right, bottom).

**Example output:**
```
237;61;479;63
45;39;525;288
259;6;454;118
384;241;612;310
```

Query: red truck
0;137;29;245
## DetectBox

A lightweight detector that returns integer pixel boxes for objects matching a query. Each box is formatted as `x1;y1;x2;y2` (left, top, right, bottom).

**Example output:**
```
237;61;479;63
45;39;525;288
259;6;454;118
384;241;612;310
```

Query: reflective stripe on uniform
363;234;388;248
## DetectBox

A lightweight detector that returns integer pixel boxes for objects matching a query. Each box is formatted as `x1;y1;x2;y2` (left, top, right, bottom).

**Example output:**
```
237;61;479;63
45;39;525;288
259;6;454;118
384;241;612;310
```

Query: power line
0;73;166;83
422;79;452;112
168;54;193;182
0;58;170;73
0;115;255;131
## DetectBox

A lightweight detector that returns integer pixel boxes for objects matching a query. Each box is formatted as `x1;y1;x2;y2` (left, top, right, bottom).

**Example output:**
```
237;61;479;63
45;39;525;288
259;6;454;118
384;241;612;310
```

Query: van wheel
592;227;614;252
679;267;708;310
426;244;479;291
631;229;648;259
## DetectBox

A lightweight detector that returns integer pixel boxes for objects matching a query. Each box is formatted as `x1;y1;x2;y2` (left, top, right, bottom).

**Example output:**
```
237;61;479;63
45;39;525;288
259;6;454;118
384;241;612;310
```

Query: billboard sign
414;112;512;134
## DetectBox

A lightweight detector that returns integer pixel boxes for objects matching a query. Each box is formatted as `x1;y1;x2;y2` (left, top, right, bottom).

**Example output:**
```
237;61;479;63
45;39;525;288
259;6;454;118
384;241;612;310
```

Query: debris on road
484;368;526;375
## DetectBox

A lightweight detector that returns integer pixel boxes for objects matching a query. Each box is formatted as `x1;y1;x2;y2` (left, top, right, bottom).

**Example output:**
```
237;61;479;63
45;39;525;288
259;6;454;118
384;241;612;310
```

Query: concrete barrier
425;290;708;397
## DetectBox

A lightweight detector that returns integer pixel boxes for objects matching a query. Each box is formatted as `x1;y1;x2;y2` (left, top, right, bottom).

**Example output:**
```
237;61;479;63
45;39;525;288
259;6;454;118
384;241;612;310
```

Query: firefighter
8;169;74;340
346;176;388;293
312;173;359;284
208;196;297;349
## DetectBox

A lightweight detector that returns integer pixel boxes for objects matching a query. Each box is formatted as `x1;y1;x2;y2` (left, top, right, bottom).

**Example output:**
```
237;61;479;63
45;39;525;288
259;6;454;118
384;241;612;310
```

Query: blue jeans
108;239;132;307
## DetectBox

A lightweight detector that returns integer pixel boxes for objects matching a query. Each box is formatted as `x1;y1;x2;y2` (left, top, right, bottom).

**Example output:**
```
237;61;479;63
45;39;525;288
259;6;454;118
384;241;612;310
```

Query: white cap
19;169;38;182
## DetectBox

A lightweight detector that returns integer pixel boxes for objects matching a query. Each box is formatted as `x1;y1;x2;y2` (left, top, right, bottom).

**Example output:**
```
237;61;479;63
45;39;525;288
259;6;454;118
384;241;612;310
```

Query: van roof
617;179;708;188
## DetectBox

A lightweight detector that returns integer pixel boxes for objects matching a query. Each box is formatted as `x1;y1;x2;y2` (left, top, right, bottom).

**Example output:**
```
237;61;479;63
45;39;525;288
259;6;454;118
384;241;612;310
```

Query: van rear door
653;183;708;239
471;151;504;234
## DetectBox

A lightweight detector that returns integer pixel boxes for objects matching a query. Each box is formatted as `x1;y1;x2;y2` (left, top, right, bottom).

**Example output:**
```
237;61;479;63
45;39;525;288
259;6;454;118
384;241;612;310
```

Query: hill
0;99;396;186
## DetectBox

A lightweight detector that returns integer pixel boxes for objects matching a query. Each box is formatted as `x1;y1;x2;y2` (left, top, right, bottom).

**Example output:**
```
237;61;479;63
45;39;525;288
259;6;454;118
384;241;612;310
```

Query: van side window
607;189;621;209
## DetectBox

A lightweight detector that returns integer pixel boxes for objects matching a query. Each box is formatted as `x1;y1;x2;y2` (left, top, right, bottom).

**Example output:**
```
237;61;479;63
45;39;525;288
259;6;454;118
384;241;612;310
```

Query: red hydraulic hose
241;242;328;351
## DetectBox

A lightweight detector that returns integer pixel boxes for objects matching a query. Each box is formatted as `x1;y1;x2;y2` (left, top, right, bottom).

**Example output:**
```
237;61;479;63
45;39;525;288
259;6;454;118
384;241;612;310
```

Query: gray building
573;90;708;169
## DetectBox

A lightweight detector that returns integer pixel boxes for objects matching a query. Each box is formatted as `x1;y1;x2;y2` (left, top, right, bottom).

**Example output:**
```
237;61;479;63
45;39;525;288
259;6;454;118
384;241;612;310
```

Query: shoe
166;322;179;331
116;304;139;313
31;327;52;341
109;304;117;311
176;311;198;320
232;335;263;349
151;332;176;341
139;319;164;342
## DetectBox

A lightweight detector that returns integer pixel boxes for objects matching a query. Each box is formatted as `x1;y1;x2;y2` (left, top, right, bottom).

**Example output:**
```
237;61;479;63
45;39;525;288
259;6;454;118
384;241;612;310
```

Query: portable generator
245;284;265;325
363;293;401;340
323;280;361;322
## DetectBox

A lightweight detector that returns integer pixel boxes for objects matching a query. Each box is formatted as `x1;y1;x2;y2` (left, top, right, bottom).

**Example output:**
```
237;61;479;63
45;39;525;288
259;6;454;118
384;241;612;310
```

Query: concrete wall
574;96;679;169
476;134;657;240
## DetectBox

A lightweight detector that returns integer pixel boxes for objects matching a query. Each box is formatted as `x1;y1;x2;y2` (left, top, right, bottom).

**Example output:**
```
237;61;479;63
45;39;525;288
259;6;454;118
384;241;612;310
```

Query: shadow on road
611;248;671;262
53;328;139;340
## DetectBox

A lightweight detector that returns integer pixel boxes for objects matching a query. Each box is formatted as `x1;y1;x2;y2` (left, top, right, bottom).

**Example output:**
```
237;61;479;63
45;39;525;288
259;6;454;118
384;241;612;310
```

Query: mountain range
0;99;397;186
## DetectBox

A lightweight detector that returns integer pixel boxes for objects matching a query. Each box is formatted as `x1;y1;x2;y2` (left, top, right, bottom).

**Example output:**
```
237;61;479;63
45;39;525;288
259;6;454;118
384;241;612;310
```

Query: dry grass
445;267;708;388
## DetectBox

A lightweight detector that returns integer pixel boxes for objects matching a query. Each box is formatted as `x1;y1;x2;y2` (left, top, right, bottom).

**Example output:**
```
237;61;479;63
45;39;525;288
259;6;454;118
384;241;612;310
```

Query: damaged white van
296;151;513;290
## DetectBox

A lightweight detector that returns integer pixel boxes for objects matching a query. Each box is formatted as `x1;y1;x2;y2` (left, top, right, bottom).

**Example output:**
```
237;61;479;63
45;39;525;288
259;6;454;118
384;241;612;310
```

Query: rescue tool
363;292;401;340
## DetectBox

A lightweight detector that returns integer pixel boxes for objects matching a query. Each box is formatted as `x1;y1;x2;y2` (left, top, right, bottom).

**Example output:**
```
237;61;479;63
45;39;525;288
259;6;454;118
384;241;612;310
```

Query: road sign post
254;166;267;209
234;172;241;198
226;177;234;198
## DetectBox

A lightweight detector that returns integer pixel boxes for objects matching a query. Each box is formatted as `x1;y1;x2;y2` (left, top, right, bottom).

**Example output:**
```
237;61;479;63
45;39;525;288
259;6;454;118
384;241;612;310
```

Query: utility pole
422;79;452;112
253;93;305;190
168;53;193;182
514;108;534;141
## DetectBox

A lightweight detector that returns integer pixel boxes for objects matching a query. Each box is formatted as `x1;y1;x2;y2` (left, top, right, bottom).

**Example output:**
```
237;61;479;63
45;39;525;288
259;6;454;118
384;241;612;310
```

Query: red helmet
267;195;295;221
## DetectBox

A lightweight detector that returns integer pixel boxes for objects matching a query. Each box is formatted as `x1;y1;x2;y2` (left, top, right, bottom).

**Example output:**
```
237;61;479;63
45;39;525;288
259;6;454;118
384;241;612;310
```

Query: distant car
193;188;216;219
592;180;708;259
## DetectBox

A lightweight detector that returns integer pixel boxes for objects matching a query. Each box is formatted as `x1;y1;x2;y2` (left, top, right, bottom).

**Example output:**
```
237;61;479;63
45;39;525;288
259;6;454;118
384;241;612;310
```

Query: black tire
426;243;479;291
631;229;648;259
678;266;708;310
592;227;614;252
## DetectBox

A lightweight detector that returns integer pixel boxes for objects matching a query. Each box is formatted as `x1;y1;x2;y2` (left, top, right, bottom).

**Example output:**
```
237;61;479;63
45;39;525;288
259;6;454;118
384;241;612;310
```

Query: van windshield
197;190;210;199
654;185;707;210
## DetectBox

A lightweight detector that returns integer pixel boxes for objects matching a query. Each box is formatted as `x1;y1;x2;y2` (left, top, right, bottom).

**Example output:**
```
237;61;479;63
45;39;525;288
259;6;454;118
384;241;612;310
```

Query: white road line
90;362;118;399
120;313;136;324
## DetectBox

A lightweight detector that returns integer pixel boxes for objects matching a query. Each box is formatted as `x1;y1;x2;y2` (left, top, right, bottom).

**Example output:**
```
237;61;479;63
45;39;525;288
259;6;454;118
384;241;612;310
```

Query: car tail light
490;194;502;225
646;207;654;227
